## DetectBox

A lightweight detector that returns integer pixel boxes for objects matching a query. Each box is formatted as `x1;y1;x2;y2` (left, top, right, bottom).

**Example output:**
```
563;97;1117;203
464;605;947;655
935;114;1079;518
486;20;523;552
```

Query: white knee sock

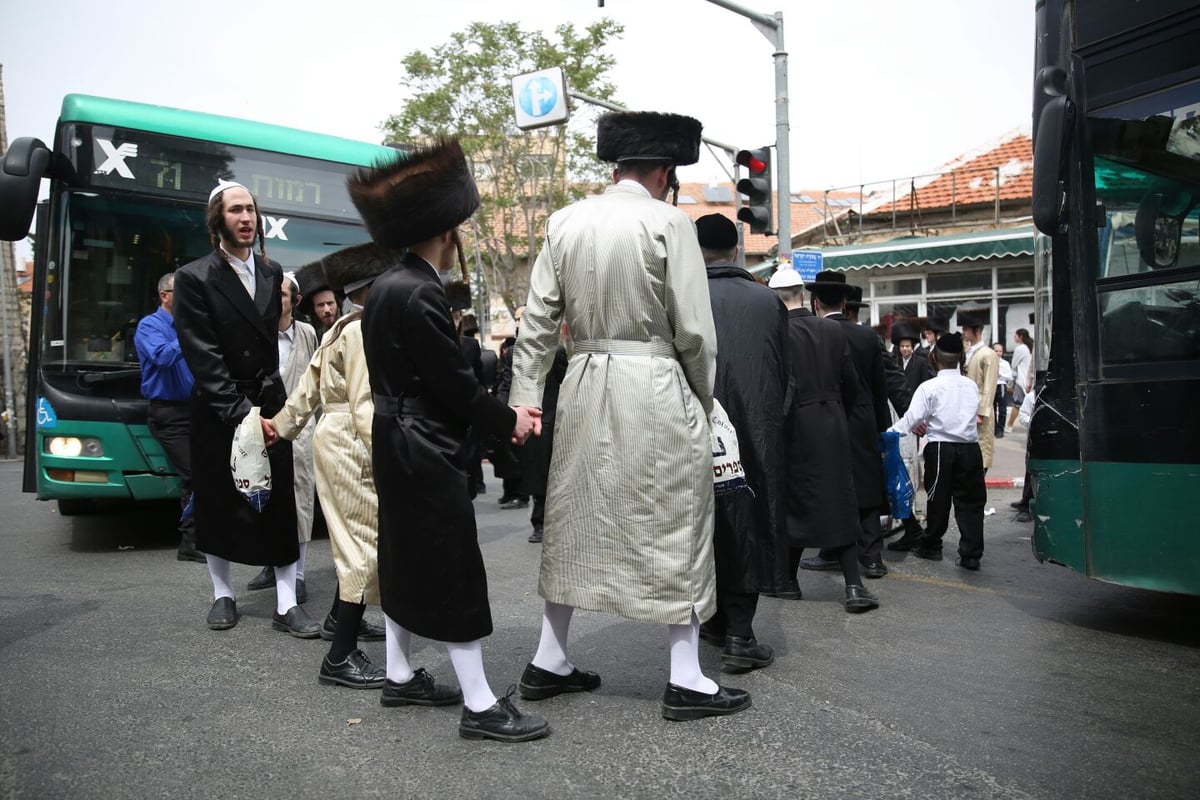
384;614;414;684
274;561;298;614
668;611;718;694
446;640;497;713
206;554;235;601
531;600;575;676
296;542;308;580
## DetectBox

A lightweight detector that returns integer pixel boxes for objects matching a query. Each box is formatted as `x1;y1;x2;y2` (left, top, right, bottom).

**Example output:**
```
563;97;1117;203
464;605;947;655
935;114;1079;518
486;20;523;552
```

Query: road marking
888;570;1041;599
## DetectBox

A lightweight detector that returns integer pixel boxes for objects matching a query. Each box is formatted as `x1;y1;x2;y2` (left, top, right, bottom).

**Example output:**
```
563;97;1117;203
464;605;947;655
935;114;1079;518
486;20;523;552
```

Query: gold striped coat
966;342;999;470
272;315;379;604
510;181;718;625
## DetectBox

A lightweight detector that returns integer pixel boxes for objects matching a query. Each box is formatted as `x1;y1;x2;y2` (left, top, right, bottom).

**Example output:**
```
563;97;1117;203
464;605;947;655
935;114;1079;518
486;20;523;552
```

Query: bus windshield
44;191;369;375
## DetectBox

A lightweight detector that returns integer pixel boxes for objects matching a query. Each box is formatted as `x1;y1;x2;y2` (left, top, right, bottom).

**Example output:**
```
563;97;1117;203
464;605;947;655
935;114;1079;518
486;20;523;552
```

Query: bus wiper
79;369;141;386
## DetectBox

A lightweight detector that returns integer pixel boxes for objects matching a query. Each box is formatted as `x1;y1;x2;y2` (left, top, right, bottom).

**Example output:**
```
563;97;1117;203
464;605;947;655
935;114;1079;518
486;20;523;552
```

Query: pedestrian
695;213;788;669
308;285;339;341
172;180;318;637
264;244;390;688
1007;328;1033;430
993;342;1013;438
458;312;488;498
353;138;548;742
521;328;570;545
888;332;988;570
493;310;529;510
887;318;933;552
510;111;750;722
133;271;204;563
246;272;319;602
960;310;1000;472
776;269;878;612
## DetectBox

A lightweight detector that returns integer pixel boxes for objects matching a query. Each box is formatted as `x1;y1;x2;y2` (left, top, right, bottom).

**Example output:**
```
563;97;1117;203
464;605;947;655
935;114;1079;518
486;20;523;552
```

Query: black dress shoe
497;494;515;505
318;649;386;689
177;544;206;563
957;556;982;571
1010;500;1028;510
247;566;275;591
844;584;880;613
319;613;386;642
721;637;774;674
501;497;529;510
799;555;840;571
296;578;307;605
381;667;463;707
698;622;726;646
913;545;944;561
762;578;803;600
862;561;888;579
518;663;601;700
459;692;550;742
887;531;922;552
272;605;321;638
528;528;543;544
206;597;238;630
661;683;752;721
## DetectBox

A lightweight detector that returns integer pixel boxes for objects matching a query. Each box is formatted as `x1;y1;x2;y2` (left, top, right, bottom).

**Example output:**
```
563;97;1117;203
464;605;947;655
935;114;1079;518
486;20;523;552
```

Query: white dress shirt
221;246;256;300
889;368;981;443
278;322;295;370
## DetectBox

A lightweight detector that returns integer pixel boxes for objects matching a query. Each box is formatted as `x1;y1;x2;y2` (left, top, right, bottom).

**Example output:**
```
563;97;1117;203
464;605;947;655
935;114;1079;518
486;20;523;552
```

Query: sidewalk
987;423;1027;488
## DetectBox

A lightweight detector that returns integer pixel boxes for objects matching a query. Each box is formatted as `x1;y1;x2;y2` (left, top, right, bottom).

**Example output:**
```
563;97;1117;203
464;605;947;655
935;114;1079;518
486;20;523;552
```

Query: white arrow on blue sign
512;67;571;131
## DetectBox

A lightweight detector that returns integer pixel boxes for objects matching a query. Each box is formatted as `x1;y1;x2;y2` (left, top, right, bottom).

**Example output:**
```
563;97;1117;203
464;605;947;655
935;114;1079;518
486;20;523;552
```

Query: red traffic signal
735;147;773;235
736;149;769;175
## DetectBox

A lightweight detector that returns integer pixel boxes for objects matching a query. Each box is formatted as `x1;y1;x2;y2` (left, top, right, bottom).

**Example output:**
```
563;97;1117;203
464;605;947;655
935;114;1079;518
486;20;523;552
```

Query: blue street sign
518;77;559;119
792;250;823;282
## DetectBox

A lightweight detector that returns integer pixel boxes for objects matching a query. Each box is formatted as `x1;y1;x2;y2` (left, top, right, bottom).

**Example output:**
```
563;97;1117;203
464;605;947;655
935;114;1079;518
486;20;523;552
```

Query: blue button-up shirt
134;307;194;401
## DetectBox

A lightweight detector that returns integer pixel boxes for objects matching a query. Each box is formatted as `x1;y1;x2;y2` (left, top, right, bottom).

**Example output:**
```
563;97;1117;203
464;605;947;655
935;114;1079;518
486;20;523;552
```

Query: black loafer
500;498;529;510
459;692;550;742
247;566;274;591
319;649;386;689
319;613;386;642
272;605;321;638
799;555;840;571
296;578;307;605
957;556;982;571
862;561;889;579
913;546;944;561
528;528;544;544
762;579;803;600
661;683;752;721
721;637;774;674
844;584;880;613
518;663;601;700
206;597;238;630
381;668;463;707
1010;500;1027;510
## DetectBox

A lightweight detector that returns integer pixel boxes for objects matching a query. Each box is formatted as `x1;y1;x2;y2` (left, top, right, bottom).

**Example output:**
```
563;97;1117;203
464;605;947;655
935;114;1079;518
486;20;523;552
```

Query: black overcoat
897;350;934;392
173;250;297;566
706;263;789;592
831;313;890;510
362;253;516;643
782;309;861;549
520;346;568;498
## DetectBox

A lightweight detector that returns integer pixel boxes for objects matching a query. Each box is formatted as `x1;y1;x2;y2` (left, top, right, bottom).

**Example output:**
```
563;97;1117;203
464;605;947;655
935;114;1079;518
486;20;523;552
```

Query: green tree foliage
382;19;623;319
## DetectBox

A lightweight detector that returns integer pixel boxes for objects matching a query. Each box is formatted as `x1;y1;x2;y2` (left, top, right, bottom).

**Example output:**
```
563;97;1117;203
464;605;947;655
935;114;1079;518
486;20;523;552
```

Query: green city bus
0;95;393;513
1029;0;1200;592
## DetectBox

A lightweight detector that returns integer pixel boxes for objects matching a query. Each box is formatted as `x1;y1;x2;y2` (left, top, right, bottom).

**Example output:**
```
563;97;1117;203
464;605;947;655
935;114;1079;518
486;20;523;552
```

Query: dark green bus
1030;1;1200;592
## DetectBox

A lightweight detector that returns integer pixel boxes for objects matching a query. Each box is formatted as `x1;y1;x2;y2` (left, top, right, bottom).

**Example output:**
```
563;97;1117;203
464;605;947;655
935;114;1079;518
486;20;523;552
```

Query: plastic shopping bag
230;407;272;512
711;398;751;497
880;430;914;520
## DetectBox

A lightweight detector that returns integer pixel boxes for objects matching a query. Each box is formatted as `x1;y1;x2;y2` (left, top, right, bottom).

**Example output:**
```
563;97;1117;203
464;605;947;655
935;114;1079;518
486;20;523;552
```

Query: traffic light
736;147;773;235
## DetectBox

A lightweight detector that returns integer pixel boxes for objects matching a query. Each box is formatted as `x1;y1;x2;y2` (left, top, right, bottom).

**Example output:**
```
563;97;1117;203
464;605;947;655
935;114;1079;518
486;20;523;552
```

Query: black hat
925;315;949;334
295;260;331;299
322;243;388;294
957;308;990;329
805;269;847;292
936;332;964;354
845;285;869;309
695;214;738;249
890;318;922;345
596;112;702;165
348;138;480;251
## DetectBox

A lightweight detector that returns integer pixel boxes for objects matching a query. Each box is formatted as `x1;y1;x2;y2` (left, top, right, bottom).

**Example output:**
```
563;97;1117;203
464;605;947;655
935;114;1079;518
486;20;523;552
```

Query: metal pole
0;245;17;457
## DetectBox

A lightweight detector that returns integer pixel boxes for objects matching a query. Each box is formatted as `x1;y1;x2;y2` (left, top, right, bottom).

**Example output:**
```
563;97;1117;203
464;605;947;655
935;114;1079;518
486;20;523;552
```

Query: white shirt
965;339;986;368
221;246;256;300
997;357;1013;387
278;322;294;369
889;368;981;443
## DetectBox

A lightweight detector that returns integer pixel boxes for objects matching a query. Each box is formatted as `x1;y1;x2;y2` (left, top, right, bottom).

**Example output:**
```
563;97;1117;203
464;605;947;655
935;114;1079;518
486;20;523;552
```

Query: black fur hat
596;112;702;165
295;260;330;298
322;243;388;294
348;138;480;251
891;318;922;345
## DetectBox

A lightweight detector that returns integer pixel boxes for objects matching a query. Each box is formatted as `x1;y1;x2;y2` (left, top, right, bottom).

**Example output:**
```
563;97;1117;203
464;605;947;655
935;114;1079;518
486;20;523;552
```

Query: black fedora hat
845;284;869;309
805;269;847;292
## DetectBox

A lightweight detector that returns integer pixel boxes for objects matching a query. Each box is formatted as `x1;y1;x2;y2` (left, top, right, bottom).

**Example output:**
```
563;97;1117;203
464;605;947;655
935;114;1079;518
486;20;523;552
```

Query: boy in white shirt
888;332;988;570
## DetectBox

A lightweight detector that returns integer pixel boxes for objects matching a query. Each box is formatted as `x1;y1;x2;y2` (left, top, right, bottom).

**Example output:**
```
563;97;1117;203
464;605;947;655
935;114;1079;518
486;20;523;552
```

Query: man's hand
510;405;543;444
977;414;986;427
912;421;928;437
261;417;279;447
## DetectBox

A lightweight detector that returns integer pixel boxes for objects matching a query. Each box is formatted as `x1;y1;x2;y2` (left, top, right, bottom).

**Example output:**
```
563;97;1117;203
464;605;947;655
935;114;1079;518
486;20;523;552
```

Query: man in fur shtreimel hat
353;138;549;744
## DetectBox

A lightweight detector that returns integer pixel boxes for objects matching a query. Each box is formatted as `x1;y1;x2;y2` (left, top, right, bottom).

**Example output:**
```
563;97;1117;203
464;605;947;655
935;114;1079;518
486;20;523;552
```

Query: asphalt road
1;458;1197;799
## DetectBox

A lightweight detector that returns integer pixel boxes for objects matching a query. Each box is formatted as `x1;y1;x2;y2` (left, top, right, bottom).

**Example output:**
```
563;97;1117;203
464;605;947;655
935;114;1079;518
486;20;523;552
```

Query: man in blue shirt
135;272;203;562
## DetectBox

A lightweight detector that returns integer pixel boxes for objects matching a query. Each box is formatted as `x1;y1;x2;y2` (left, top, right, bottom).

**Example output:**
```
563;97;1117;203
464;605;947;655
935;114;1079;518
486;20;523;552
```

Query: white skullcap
209;179;248;204
768;267;803;289
283;271;300;293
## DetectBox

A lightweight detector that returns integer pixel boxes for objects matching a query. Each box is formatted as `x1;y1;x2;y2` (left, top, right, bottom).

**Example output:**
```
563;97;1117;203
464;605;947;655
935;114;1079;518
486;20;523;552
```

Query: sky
2;0;1033;241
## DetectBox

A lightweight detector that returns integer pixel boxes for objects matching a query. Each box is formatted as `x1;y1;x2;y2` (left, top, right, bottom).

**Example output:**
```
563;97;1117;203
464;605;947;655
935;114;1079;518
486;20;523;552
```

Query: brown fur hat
295;260;330;299
322;243;389;294
347;138;480;251
596;112;702;165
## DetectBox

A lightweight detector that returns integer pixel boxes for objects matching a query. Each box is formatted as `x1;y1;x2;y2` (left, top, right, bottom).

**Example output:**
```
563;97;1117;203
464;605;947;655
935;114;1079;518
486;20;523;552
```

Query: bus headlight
46;437;104;457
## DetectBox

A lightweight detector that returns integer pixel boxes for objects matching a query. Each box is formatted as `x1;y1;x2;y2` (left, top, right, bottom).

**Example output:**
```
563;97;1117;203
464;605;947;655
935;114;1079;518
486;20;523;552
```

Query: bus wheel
56;499;94;516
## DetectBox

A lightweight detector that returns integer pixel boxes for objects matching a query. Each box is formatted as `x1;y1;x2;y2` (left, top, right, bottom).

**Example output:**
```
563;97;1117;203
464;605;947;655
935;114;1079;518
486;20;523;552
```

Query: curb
986;477;1024;489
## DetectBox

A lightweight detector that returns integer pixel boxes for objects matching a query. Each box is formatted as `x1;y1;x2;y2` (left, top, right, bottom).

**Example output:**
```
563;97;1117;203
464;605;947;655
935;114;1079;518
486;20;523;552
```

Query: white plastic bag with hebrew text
230;407;272;512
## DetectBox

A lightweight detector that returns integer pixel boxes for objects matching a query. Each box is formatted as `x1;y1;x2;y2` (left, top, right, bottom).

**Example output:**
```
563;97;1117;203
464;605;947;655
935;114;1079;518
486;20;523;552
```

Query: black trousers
709;507;760;639
920;440;987;559
530;494;546;532
858;507;884;566
146;401;193;537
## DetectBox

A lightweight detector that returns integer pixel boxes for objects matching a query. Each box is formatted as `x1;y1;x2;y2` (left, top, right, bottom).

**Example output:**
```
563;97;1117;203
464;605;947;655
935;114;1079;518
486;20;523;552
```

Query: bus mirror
1032;96;1073;236
1135;191;1195;269
0;137;51;241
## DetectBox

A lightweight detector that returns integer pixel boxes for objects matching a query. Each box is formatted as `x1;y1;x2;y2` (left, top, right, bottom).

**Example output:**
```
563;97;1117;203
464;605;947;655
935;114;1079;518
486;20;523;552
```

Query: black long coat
362;253;516;643
831;313;890;510
782;309;860;549
173;251;297;566
706;263;789;592
896;350;934;392
520;346;568;498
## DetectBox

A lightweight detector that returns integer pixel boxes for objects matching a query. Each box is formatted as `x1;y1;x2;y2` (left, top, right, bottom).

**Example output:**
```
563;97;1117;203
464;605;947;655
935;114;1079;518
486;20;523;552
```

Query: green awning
749;226;1036;278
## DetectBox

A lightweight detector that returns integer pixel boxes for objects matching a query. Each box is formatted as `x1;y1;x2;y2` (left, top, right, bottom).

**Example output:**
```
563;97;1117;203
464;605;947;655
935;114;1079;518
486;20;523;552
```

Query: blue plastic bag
880;431;913;520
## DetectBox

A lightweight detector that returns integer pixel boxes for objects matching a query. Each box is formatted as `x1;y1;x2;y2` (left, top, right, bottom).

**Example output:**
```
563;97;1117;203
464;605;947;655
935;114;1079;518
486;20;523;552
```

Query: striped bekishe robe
510;181;718;626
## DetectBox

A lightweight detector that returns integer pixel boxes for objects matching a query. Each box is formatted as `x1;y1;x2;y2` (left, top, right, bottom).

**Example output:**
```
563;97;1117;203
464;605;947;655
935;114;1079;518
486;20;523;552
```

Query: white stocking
384;614;414;684
668;610;718;694
206;554;235;601
446;640;497;713
531;601;575;676
273;561;298;614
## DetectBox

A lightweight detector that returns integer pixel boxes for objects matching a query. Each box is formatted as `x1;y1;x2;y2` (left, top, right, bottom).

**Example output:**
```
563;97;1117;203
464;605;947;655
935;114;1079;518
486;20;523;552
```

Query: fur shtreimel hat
925;315;949;334
695;214;738;249
295;260;331;299
596;112;702;165
322;243;388;294
890;318;922;345
348;138;480;251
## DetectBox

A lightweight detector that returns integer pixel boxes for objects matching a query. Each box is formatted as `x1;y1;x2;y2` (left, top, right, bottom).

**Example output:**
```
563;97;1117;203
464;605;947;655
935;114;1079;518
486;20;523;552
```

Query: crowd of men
132;109;1020;744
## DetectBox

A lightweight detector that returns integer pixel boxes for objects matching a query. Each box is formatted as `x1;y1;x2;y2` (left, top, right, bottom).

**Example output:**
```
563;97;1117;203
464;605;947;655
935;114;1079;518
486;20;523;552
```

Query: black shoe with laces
318;649;386;689
380;668;463;707
459;688;550;742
